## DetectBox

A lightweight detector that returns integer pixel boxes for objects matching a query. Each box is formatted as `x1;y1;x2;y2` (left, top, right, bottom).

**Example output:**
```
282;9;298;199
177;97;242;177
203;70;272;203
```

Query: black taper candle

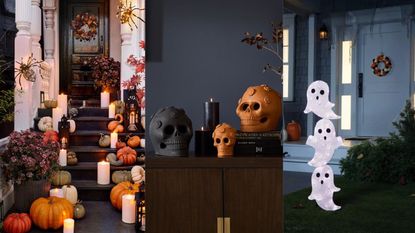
204;98;219;131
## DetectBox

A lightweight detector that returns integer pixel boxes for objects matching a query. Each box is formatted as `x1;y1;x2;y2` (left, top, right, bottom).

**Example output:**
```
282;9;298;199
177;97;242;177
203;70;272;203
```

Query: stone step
63;162;143;181
73;116;111;131
76;107;110;117
68;146;145;162
72;180;114;201
70;130;145;147
69;99;101;108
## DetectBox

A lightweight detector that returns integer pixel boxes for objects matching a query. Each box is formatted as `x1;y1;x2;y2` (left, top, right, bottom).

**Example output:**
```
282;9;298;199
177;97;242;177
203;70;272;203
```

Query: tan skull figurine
236;85;282;132
212;123;237;158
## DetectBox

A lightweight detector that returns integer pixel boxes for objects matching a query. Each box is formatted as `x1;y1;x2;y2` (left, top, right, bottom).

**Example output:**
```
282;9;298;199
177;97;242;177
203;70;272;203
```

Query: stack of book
234;131;282;156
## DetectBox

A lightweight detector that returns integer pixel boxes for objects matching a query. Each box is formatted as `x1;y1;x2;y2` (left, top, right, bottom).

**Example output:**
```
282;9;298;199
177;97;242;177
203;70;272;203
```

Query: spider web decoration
116;0;145;31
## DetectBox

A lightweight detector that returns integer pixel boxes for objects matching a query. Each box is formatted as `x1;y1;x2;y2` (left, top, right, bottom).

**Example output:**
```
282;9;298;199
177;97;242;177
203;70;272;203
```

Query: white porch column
120;15;135;101
14;0;33;131
31;0;42;115
43;0;56;99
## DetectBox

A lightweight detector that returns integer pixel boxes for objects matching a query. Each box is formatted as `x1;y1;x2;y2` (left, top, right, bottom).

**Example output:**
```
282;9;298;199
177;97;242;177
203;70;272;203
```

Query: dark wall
0;0;16;86
146;0;283;152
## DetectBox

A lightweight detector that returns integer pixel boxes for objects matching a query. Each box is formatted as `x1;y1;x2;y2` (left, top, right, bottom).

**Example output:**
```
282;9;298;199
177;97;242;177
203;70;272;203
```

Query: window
283;14;295;101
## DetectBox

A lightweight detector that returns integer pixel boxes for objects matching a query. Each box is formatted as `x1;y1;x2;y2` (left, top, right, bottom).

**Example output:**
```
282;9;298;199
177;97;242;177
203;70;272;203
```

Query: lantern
125;86;140;132
59;115;70;148
135;182;145;232
319;24;329;40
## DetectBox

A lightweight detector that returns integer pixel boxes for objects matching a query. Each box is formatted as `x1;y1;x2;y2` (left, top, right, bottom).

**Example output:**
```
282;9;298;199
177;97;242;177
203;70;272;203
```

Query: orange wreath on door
370;54;392;77
71;12;99;42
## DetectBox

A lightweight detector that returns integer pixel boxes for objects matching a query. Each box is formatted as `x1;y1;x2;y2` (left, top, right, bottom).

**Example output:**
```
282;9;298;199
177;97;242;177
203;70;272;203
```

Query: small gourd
140;138;145;148
131;166;145;184
67;151;78;166
116;140;127;149
51;171;72;186
127;135;141;148
73;201;86;219
62;185;78;205
107;114;124;132
38;117;53;132
112;170;133;184
99;134;111;147
286;120;301;141
106;153;123;166
137;153;145;164
68;119;76;133
114;124;124;133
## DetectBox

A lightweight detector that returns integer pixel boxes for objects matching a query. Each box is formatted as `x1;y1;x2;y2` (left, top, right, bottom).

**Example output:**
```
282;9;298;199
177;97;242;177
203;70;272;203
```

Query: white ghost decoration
306;119;343;167
304;80;340;119
308;165;341;211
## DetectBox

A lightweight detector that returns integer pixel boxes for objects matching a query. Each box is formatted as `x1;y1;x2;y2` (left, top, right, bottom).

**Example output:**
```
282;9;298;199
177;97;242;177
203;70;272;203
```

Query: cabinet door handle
217;217;224;233
224;217;231;233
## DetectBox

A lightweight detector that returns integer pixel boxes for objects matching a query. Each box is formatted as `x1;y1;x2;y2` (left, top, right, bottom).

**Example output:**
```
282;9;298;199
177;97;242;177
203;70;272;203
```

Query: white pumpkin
68;119;76;133
38;116;53;132
131;166;145;184
140;138;145;148
62;185;78;205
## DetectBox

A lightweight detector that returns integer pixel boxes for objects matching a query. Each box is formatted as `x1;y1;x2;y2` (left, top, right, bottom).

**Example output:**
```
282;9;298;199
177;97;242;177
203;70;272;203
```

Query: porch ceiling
285;0;415;15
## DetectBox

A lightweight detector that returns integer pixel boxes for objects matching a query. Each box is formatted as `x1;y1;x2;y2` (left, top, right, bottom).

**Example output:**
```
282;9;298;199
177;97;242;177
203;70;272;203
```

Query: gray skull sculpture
150;106;193;156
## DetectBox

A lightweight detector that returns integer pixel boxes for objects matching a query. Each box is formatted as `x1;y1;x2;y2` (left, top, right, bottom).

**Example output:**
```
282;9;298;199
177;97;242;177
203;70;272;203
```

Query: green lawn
284;177;415;233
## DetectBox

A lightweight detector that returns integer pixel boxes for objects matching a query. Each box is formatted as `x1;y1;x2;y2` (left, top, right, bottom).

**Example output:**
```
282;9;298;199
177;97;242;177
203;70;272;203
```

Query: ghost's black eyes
311;88;315;93
326;128;331;133
316;173;320;177
325;173;329;178
320;90;325;95
318;129;322;134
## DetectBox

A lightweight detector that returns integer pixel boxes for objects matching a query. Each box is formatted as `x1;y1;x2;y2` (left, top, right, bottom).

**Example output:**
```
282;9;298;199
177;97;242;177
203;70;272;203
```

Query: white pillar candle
101;92;110;108
58;93;68;116
49;188;64;198
52;107;63;131
63;218;74;233
122;194;136;224
97;161;110;185
108;103;115;118
110;132;118;149
59;149;67;166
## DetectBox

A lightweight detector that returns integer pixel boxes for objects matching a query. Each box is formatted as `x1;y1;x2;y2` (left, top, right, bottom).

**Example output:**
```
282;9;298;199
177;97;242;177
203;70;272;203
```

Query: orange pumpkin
114;124;125;133
3;213;31;233
43;130;59;143
127;135;141;148
30;197;73;230
286;121;301;141
117;146;137;165
110;181;140;210
108;114;125;131
115;114;124;123
107;120;119;131
116;140;127;149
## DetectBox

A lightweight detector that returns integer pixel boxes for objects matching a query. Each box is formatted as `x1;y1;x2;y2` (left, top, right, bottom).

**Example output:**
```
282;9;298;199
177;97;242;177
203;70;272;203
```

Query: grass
284;177;415;233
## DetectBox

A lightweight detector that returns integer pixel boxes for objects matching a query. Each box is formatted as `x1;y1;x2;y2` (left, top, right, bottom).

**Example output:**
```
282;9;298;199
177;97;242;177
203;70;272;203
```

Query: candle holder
59;115;70;148
125;86;140;132
135;182;145;232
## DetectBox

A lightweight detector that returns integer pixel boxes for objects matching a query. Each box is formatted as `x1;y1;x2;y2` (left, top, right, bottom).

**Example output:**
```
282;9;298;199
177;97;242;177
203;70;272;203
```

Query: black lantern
125;86;140;132
135;182;145;232
319;24;329;40
58;115;70;149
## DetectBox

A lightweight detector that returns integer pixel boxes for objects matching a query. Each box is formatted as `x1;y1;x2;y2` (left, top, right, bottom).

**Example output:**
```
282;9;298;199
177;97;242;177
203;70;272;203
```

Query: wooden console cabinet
146;156;283;233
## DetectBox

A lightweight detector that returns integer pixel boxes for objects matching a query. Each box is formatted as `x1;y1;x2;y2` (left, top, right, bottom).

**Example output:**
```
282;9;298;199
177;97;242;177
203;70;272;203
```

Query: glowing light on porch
341;95;351;130
342;41;352;84
283;29;289;98
283;65;289;98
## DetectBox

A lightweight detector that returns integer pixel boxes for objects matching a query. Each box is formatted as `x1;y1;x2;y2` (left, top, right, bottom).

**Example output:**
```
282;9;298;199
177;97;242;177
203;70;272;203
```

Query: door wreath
370;54;392;77
71;12;98;42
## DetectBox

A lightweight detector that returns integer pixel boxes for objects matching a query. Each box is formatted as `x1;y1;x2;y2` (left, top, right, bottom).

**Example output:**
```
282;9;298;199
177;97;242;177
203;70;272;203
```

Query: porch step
74;116;111;131
63;162;143;181
69;99;101;108
70;130;144;147
76;107;109;117
72;180;115;201
69;146;145;162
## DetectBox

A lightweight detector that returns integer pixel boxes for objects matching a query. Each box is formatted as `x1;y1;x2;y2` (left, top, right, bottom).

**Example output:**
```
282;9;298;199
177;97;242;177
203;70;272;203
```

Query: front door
59;0;109;104
357;22;410;136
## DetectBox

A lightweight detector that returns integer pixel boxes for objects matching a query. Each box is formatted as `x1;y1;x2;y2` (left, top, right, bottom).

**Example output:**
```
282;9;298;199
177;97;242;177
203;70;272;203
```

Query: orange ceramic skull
212;123;237;158
236;85;282;132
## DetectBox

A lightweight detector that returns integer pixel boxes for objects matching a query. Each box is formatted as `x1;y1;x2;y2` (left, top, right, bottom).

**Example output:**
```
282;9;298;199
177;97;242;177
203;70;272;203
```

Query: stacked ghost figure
304;80;342;211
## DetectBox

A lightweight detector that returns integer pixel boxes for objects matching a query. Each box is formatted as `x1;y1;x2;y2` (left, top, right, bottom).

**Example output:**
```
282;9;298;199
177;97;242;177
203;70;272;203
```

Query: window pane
283;65;289;98
283;29;289;46
283;46;289;63
341;95;352;130
342;41;352;84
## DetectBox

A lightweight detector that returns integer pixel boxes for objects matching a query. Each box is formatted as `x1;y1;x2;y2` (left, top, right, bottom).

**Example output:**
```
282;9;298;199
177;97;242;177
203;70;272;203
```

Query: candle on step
204;98;219;130
108;103;115;118
122;194;136;224
49;188;64;198
110;131;118;149
63;218;74;233
97;161;110;185
101;92;110;108
52;107;63;131
58;93;68;116
59;149;67;166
